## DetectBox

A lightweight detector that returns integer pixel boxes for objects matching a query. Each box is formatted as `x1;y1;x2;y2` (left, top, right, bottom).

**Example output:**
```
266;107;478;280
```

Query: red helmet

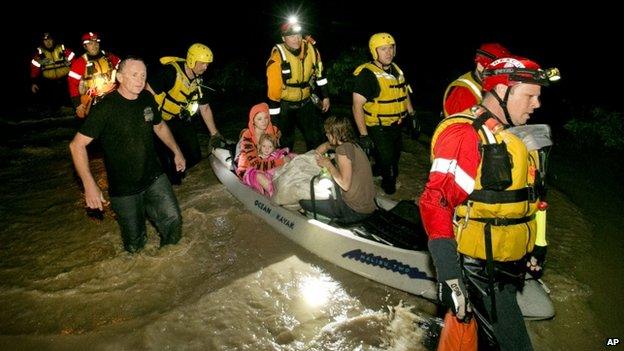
475;43;510;67
82;32;100;45
482;56;552;92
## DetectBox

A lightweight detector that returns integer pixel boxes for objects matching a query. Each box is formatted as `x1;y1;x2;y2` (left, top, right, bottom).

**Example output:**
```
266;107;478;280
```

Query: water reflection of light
299;275;336;308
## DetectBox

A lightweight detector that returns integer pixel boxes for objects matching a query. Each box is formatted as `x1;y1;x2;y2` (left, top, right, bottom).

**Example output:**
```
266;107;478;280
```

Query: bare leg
256;173;273;195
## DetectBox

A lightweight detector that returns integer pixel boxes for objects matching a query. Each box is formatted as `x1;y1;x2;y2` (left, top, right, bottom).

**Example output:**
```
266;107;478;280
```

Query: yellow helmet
368;33;395;60
186;43;213;68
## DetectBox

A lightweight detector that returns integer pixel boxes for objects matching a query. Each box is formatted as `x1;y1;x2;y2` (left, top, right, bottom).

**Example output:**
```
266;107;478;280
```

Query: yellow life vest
431;113;541;261
153;57;202;121
37;45;70;80
79;53;116;97
353;62;409;126
442;71;482;117
273;42;319;102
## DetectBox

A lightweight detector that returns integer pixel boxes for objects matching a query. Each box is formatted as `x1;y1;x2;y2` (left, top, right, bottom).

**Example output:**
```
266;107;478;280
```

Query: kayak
209;147;554;319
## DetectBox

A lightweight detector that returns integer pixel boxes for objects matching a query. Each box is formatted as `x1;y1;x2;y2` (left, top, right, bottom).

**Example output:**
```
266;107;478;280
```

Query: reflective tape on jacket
431;113;541;261
442;71;482;117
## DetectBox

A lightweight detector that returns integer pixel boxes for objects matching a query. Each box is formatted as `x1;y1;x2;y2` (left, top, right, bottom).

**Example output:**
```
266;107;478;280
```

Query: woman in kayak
300;115;376;224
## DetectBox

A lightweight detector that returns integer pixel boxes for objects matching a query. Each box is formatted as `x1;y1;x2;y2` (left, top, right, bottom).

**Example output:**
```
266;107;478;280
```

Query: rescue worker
352;32;415;195
420;56;559;350
146;43;224;184
443;42;553;321
266;17;330;151
442;43;510;117
68;32;120;119
30;32;75;111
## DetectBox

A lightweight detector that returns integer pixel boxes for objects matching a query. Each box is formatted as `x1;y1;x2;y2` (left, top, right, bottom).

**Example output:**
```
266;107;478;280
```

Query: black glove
408;112;421;140
429;238;472;321
357;135;374;154
179;110;192;123
209;132;227;149
526;245;547;279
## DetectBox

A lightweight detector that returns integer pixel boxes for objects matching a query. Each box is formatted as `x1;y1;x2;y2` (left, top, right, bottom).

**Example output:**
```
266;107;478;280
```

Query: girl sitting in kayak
236;102;293;196
299;115;376;224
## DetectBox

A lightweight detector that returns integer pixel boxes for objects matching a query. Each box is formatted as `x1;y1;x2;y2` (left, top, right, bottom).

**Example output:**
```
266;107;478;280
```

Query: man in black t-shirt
70;57;186;253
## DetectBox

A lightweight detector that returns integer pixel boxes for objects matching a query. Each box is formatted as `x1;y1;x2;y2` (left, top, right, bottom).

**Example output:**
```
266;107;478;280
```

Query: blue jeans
110;174;182;253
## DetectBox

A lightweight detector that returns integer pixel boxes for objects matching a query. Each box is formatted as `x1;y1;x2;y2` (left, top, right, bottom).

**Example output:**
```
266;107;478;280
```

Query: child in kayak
237;102;293;196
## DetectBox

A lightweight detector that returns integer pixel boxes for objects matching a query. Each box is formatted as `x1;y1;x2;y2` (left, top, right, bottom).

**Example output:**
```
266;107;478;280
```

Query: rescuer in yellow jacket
352;32;415;195
420;55;560;349
146;43;225;184
266;17;330;151
30;32;75;111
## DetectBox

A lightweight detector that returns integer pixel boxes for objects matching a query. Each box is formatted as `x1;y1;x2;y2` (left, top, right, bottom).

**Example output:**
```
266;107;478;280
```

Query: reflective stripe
481;125;496;144
282;69;291;74
275;44;288;62
31;59;41;67
371;71;398;80
430;158;475;194
269;107;281;115
68;71;82;80
457;78;482;99
316;78;328;86
67;52;75;61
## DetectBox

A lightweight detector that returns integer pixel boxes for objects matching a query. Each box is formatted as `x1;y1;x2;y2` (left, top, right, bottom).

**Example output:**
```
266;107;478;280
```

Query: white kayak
209;147;554;319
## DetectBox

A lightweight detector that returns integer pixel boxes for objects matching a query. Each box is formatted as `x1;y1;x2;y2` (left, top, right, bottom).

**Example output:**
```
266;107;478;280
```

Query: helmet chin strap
491;86;517;126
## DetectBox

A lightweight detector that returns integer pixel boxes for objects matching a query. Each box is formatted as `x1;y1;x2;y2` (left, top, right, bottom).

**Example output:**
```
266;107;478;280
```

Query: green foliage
564;107;624;150
325;47;368;100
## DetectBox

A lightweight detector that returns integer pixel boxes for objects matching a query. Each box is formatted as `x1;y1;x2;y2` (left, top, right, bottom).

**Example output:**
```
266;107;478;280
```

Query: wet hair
117;56;145;73
324;115;355;143
258;133;277;150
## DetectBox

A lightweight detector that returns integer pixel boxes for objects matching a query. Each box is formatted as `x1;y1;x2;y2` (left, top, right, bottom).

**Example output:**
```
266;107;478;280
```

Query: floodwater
0;112;618;350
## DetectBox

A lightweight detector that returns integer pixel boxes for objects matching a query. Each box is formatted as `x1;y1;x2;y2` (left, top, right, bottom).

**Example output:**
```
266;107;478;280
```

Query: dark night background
0;2;623;345
1;2;619;123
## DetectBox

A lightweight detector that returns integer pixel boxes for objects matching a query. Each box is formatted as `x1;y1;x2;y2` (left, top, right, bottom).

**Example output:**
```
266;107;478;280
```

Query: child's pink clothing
242;148;295;197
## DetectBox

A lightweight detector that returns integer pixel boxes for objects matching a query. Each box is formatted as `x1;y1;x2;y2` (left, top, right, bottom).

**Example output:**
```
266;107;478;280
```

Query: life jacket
442;71;482;117
153;58;202;121
35;45;71;80
272;41;319;102
79;52;116;97
353;62;409;126
431;112;542;262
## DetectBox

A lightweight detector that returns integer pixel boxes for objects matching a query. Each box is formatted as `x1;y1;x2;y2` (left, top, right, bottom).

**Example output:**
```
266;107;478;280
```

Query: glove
429;238;472;321
179;109;192;123
357;135;374;154
408;112;421;140
439;278;472;321
526;245;547;279
209;132;227;149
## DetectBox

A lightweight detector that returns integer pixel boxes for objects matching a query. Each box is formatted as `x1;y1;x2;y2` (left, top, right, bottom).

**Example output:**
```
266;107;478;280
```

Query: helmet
482;56;556;92
369;33;395;60
475;43;510;67
43;32;53;40
186;43;213;68
82;32;100;45
280;22;302;36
